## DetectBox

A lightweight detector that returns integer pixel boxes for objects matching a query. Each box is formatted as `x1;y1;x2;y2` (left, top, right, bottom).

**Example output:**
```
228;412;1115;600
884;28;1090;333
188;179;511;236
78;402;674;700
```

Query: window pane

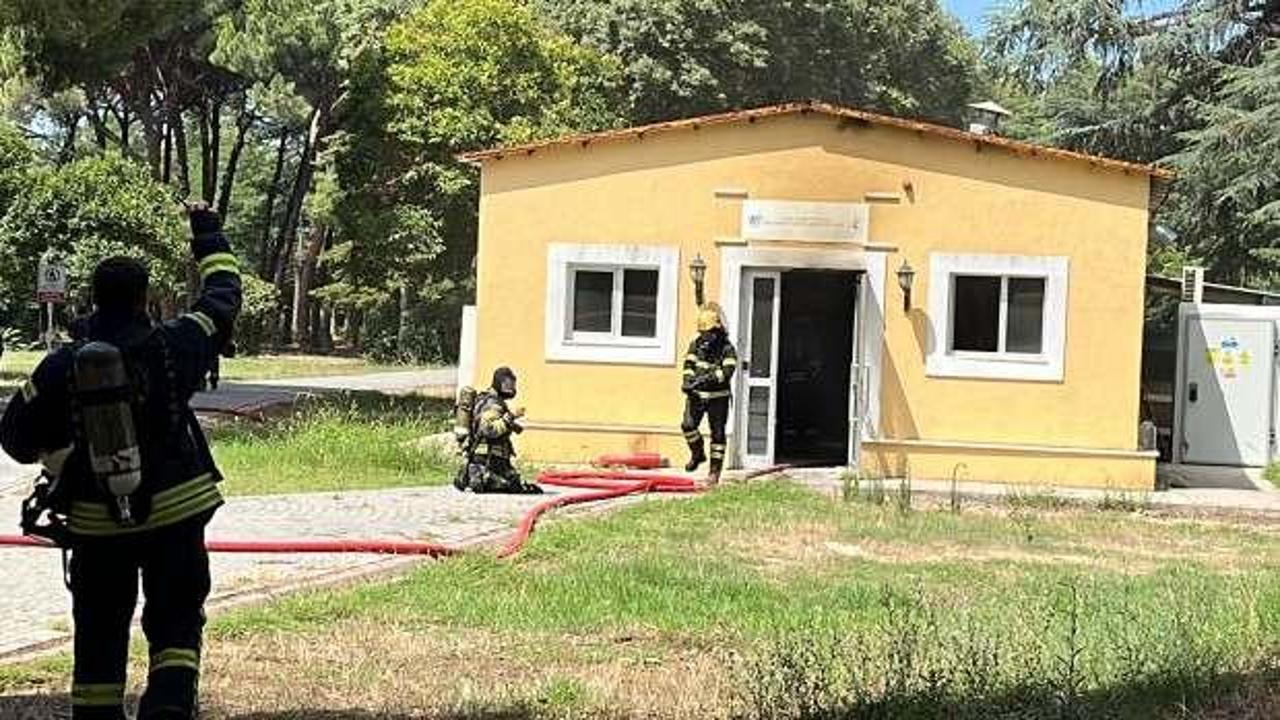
621;269;658;337
572;270;613;333
952;276;1001;352
749;277;775;378
747;386;770;455
1006;277;1045;354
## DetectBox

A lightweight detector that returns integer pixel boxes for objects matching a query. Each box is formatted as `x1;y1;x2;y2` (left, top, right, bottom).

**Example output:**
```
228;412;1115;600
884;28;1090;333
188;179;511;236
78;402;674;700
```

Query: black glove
187;204;222;236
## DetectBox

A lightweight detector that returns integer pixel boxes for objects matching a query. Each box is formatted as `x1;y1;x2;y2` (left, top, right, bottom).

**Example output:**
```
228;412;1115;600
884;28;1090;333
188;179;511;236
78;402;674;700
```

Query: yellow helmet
697;303;723;333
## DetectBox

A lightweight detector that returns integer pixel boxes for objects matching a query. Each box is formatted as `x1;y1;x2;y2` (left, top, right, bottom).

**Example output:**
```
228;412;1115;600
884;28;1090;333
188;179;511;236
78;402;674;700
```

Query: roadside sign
36;256;68;304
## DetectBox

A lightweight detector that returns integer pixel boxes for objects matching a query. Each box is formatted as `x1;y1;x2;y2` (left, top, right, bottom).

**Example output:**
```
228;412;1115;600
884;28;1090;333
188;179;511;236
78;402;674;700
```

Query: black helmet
492;366;517;399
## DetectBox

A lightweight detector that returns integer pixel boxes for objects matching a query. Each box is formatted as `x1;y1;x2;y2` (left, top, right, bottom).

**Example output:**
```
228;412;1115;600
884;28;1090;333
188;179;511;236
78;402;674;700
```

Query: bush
233;273;280;354
0;153;185;341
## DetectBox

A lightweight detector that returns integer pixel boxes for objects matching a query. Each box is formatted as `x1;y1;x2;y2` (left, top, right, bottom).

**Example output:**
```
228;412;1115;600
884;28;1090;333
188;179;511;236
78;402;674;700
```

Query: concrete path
1159;463;1269;491
788;465;1280;516
0;481;596;660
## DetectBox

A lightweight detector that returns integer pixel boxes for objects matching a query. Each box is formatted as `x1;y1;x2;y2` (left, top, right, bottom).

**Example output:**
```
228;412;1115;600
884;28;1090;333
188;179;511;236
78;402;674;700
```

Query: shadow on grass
740;667;1280;720
5;670;1277;719
208;391;453;443
0;694;548;720
225;711;541;719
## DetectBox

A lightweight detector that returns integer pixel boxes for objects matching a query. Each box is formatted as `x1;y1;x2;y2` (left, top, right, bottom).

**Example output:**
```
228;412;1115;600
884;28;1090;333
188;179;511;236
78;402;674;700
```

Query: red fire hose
0;456;792;559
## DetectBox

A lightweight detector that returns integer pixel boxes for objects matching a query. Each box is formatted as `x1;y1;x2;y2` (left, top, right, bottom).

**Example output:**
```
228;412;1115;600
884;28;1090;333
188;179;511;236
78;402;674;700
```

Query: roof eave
456;101;1175;180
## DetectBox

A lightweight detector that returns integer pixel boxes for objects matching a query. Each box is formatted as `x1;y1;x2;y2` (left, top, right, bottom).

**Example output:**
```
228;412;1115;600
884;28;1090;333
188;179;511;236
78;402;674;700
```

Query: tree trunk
311;301;328;352
140;111;164;181
200;98;222;204
397;283;414;359
87;102;110;150
172;109;191;199
272;109;321;292
349;310;363;351
291;225;328;347
116;103;131;155
57;115;80;165
216;109;254;220
325;306;338;350
162;121;173;185
257;132;289;278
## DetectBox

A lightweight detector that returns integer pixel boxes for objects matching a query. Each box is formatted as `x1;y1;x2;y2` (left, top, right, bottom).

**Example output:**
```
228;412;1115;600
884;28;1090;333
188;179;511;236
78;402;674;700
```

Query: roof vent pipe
965;100;1012;136
1181;266;1205;304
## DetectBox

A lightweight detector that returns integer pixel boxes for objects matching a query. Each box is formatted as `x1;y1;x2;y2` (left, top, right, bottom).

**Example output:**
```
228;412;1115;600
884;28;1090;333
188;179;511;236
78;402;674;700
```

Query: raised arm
164;205;243;395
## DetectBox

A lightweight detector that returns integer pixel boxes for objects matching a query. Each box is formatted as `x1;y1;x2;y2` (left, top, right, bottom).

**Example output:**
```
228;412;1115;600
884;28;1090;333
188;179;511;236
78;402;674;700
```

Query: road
191;368;458;415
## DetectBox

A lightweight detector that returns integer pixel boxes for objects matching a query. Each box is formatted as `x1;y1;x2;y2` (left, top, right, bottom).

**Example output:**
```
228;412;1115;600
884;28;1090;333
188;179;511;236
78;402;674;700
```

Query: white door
739;270;782;468
1181;318;1275;466
848;277;865;467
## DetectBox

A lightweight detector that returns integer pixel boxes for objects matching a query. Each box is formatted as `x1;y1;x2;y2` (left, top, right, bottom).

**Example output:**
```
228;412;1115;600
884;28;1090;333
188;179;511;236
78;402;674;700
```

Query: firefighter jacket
0;211;242;537
682;328;738;400
472;392;520;460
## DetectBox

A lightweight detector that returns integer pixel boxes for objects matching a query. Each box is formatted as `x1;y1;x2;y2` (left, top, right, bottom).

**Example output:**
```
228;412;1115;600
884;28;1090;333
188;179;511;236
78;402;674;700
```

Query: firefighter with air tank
1;202;241;719
453;367;543;494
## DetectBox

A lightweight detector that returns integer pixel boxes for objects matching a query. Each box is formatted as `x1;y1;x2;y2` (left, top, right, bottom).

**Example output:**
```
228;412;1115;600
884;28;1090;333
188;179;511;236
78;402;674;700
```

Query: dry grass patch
198;619;736;719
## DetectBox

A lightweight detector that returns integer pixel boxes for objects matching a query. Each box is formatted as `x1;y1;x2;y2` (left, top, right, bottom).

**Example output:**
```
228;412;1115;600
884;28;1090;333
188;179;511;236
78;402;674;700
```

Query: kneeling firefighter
681;303;738;485
452;367;542;494
2;202;242;720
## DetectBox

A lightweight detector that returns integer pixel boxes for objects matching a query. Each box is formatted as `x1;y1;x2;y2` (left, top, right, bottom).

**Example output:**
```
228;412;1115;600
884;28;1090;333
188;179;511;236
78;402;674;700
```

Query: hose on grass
0;457;794;559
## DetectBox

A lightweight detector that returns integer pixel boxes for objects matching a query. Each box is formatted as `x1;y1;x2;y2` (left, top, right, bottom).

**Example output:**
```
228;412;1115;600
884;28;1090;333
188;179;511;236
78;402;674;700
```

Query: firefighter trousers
68;513;212;720
682;395;730;468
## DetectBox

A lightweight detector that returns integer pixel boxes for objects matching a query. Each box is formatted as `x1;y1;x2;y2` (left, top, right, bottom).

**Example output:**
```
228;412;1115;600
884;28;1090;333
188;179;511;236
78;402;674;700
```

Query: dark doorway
775;270;858;465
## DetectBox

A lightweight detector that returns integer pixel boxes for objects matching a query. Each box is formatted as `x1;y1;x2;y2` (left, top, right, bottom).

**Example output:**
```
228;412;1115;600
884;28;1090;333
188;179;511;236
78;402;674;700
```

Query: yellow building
457;102;1172;490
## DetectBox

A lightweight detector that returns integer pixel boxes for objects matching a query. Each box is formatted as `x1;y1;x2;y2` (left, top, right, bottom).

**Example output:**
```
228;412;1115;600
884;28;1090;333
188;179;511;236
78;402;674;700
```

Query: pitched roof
457;101;1174;180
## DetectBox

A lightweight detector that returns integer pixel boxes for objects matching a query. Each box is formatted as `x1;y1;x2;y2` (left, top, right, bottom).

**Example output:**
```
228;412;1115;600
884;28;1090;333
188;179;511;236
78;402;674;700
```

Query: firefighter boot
707;459;723;487
684;440;706;473
706;443;726;485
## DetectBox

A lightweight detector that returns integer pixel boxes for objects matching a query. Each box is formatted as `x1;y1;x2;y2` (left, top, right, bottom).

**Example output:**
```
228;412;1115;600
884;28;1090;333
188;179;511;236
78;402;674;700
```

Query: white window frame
565;265;661;347
927;253;1069;382
546;244;680;365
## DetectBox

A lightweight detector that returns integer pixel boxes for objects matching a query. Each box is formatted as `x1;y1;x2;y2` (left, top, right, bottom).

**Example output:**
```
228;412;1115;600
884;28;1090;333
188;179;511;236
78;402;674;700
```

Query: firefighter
1;202;241;720
681;303;738;485
462;367;542;494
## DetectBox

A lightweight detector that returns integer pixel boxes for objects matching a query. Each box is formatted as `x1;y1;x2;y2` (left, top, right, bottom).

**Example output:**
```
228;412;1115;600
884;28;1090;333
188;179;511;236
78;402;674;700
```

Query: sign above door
741;200;869;244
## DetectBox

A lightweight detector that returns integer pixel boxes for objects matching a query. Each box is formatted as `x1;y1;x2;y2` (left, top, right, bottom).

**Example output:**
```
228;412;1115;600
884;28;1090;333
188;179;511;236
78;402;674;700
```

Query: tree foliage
322;0;625;360
8;0;1272;362
986;0;1280;286
538;0;980;124
0;152;185;329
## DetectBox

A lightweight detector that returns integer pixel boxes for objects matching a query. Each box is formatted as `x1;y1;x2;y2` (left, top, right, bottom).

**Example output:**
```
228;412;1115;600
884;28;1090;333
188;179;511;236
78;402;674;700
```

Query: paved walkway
0;479;593;660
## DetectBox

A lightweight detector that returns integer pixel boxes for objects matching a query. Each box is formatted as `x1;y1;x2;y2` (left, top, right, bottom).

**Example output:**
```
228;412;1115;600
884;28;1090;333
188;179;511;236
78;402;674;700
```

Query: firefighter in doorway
681;303;738;485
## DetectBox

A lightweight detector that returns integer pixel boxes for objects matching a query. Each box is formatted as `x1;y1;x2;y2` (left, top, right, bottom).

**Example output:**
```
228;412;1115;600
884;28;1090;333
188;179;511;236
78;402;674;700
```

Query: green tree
1170;41;1280;283
538;0;980;124
0;120;33;215
0;153;186;334
986;0;1280;286
324;0;624;361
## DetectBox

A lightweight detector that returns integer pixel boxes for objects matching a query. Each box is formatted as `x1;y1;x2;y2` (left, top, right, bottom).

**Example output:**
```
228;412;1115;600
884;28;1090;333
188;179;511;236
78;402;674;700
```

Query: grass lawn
7;481;1280;718
1265;463;1280;489
209;394;457;496
0;349;429;393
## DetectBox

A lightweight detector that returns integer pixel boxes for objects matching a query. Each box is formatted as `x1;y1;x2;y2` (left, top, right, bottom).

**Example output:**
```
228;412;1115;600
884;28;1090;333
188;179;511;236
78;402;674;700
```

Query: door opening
775;270;859;465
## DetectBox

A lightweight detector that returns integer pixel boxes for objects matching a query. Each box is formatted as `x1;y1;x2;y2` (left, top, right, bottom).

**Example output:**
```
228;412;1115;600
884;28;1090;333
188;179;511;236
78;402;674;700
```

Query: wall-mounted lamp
896;259;915;312
689;253;707;307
